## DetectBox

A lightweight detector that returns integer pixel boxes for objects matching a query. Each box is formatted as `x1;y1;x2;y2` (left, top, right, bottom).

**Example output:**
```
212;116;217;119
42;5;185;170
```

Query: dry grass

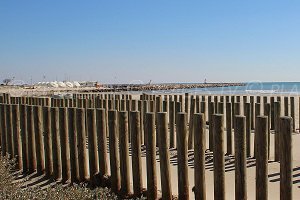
0;155;118;200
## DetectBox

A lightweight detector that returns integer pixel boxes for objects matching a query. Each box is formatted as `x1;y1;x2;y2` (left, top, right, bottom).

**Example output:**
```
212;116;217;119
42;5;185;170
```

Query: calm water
150;82;300;95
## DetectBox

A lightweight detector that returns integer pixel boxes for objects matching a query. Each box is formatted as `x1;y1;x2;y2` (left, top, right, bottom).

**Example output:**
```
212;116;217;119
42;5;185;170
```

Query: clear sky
1;0;300;84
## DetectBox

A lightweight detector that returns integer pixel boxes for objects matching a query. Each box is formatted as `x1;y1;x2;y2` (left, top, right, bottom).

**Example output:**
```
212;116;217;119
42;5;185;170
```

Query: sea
149;82;300;95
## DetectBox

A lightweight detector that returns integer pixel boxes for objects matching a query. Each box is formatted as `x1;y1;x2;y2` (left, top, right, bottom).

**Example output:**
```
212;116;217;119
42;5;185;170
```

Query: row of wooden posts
0;92;295;200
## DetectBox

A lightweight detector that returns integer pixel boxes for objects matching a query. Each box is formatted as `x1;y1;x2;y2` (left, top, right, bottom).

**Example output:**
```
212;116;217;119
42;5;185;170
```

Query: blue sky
1;0;300;84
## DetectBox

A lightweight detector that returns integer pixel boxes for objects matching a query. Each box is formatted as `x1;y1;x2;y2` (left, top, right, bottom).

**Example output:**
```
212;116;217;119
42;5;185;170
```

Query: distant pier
103;82;246;92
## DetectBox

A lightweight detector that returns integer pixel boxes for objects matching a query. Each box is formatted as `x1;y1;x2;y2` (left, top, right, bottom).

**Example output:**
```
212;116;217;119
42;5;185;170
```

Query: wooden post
226;102;232;155
43;107;52;177
284;97;289;116
77;108;89;181
257;96;261;104
12;105;22;170
157;112;172;200
185;93;189;115
176;113;189;200
212;114;225;200
256;116;268;200
254;103;261;158
130;111;143;197
279;117;293;200
139;100;144;145
96;109;108;180
87;109;99;183
214;96;218;113
218;102;224;114
0;105;7;157
208;102;215;151
143;100;148;145
169;101;176;148
270;97;275;130
250;96;255;129
145;112;157;200
234;116;247;200
6;104;13;158
193;113;206;200
188;99;196;149
119;111;131;197
179;95;184;112
59;107;71;182
68;107;79;182
245;103;251;157
274;102;281;161
19;105;28;173
231;96;235;128
264;103;271;158
108;110;121;194
234;102;241;116
290;97;295;132
34;106;45;175
51;107;62;180
27;106;37;173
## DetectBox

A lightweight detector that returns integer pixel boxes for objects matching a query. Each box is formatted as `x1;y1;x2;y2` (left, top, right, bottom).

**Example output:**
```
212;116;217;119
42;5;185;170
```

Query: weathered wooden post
208;102;215;151
231;96;235;128
87;109;99;184
12;105;22;169
68;107;79;182
218;102;224;114
77;108;89;181
0;104;6;157
130;111;143;197
96;109;108;180
19;105;28;172
264;103;271;158
119;111;131;197
234;102;241;116
290;97;295;131
188;99;196;149
6;104;13;158
254;103;261;158
59;107;71;182
256;116;268;200
274;102;281;161
138;100;144;145
235;116;247;200
212;114;225;200
185;93;189;115
108;110;121;194
145;112;158;200
279;117;293;200
250;96;255;129
176;113;189;200
33;106;45;175
157;112;172;200
214;96;218;113
226;102;232;155
270;97;275;130
179;95;184;112
283;96;289;116
193;113;206;200
245;103;251;157
27;106;37;173
43;106;53;177
169;101;176;148
51;107;62;180
257;96;261;104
